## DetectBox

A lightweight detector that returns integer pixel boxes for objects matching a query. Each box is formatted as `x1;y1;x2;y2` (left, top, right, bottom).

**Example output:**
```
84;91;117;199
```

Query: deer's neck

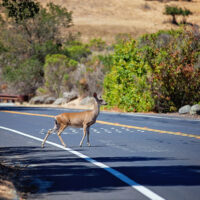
92;100;100;117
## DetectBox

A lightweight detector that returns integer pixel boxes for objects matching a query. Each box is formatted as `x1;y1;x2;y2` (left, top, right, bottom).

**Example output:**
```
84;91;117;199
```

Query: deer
41;93;107;148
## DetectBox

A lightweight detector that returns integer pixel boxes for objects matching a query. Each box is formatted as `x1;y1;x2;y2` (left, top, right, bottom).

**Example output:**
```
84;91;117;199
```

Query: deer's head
93;93;107;105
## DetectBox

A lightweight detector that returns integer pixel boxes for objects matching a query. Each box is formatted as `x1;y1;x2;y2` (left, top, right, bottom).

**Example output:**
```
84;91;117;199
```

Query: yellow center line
1;110;55;118
1;110;200;140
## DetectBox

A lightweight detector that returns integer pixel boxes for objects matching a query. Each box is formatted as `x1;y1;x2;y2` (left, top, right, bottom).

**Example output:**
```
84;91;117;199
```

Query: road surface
0;106;200;200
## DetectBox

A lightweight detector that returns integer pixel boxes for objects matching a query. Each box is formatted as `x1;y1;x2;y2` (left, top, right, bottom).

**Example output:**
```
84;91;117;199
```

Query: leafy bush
2;58;43;94
89;38;106;51
62;42;91;61
104;40;154;112
104;28;200;112
143;29;200;112
0;42;7;53
33;40;61;63
98;54;113;73
44;54;77;97
73;55;108;97
60;39;113;97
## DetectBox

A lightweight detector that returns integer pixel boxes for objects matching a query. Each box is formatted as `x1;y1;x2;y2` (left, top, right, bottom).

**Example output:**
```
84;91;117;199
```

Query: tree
164;5;181;24
164;5;192;25
0;0;73;95
1;0;73;60
2;0;40;23
2;57;43;94
181;8;192;24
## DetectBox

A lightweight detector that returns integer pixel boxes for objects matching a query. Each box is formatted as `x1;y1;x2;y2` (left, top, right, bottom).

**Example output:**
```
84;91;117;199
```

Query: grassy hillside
40;0;200;43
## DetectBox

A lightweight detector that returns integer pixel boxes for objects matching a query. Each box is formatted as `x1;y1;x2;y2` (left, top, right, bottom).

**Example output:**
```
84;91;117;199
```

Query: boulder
44;97;56;104
63;91;78;103
190;104;200;115
178;105;191;114
53;98;64;105
29;95;48;104
80;96;94;106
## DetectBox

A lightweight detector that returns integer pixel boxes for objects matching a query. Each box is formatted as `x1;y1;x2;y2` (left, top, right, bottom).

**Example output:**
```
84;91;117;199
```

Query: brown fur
41;93;106;148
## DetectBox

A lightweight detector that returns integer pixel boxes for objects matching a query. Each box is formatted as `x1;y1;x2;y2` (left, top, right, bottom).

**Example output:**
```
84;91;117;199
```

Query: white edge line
0;126;165;200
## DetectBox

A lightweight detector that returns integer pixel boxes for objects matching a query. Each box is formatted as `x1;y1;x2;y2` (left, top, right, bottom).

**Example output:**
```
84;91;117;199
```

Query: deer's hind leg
80;124;90;147
41;120;59;148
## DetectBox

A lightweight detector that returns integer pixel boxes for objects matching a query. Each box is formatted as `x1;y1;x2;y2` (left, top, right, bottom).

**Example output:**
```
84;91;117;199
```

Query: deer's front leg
80;124;88;147
42;129;53;148
87;127;91;147
42;120;59;148
57;125;67;147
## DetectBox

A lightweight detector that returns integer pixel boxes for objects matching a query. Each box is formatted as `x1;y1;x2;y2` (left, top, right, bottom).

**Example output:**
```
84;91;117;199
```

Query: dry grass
40;0;200;43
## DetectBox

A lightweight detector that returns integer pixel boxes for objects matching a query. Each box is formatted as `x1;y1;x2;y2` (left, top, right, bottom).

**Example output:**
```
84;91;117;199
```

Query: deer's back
55;110;96;128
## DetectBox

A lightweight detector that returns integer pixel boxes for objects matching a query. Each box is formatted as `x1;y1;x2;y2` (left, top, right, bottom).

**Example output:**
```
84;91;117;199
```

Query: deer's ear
93;92;97;98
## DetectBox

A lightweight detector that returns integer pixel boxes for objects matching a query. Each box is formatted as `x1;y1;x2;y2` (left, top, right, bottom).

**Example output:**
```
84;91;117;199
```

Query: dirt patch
0;163;38;200
0;179;17;200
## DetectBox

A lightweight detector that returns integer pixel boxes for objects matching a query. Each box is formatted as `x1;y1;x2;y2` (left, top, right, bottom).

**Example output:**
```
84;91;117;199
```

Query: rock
53;98;64;105
80;96;94;105
63;91;78;103
190;104;200;115
29;95;48;104
44;97;56;104
178;105;191;114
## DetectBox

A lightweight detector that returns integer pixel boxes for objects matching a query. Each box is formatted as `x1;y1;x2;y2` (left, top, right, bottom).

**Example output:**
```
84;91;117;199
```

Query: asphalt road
0;106;200;200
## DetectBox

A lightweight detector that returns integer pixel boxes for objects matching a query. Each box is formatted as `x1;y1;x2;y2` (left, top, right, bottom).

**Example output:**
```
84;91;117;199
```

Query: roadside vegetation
104;29;200;112
0;0;200;113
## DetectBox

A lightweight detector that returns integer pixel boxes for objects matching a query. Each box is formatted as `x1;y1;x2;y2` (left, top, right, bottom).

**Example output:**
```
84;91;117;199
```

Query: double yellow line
1;110;200;140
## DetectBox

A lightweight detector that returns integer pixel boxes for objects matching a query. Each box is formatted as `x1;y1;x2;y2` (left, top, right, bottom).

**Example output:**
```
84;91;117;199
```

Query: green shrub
76;55;108;97
98;54;113;73
33;40;61;63
44;54;78;97
36;87;48;95
0;42;7;53
63;43;91;61
89;38;106;51
104;29;200;112
2;57;43;94
146;30;200;112
103;40;154;112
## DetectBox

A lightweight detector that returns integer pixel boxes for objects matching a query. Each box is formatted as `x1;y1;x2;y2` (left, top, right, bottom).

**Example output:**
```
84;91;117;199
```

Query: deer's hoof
87;143;91;147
